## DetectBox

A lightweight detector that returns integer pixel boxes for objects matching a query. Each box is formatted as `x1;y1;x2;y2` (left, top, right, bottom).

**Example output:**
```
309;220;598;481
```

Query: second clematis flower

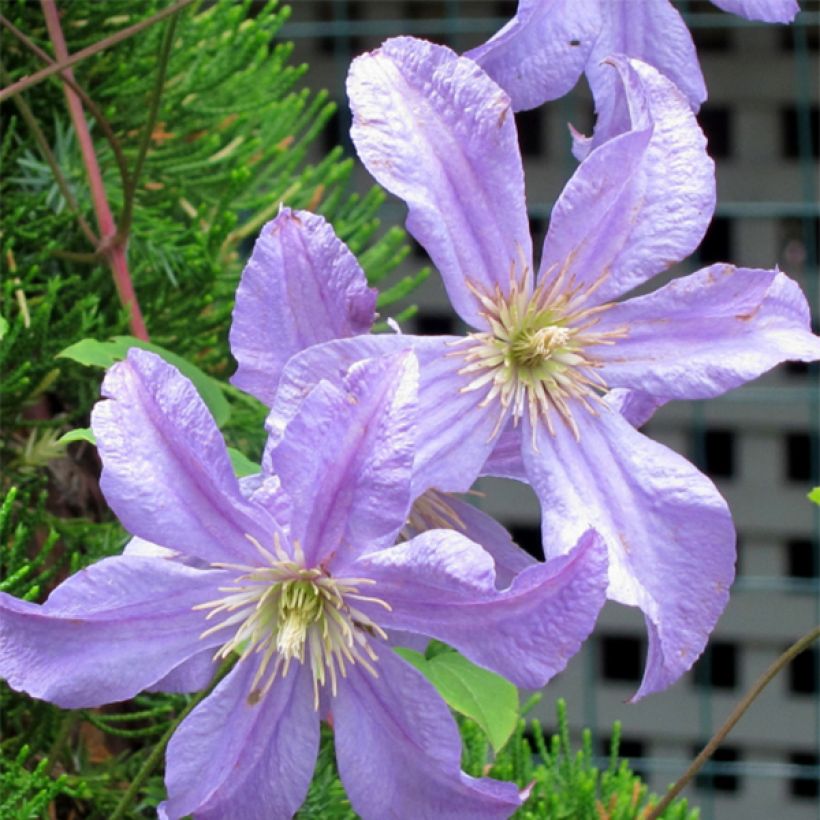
0;348;609;819
259;37;820;699
467;0;800;156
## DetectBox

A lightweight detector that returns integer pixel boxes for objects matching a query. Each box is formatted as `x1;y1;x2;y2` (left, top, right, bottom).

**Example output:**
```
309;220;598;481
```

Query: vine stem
646;625;820;819
40;0;148;340
0;0;196;102
109;660;233;820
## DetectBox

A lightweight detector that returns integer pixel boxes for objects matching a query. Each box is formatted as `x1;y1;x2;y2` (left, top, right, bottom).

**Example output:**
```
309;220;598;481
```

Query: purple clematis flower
467;0;800;156
0;347;609;819
260;37;820;699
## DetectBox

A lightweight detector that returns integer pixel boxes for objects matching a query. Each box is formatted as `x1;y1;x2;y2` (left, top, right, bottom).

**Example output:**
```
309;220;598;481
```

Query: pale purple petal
348;36;532;329
522;404;735;698
540;56;714;304
466;0;600;111
604;388;666;428
147;649;219;694
334;647;523;820
267;334;501;497
92;349;277;566
162;660;319;820
404;490;536;587
596;266;820;399
0;556;225;708
230;208;376;406
482;424;527;481
267;353;417;566
710;0;799;22
577;0;706;157
351;528;608;689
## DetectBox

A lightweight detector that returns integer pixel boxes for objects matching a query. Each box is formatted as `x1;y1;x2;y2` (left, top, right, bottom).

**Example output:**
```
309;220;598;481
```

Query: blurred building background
280;2;819;817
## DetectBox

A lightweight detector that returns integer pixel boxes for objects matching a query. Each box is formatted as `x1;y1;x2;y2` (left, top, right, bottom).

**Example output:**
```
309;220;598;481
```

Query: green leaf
57;427;96;446
395;647;519;752
227;447;260;478
57;336;231;427
809;487;820;506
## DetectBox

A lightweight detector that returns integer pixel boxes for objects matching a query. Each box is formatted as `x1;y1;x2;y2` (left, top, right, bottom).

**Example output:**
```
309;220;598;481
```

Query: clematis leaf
226;447;259;478
58;336;230;427
395;646;519;752
57;427;95;446
809;487;820;506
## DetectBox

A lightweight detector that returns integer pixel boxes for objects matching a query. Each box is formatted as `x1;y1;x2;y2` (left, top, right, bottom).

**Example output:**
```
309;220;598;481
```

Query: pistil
195;533;391;708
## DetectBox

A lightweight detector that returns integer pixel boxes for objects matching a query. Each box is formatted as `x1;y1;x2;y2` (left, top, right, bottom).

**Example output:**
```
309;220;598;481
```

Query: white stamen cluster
454;261;627;442
195;534;390;709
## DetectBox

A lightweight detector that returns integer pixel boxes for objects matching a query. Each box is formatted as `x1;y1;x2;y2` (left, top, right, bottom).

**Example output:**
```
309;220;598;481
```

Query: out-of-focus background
281;2;819;817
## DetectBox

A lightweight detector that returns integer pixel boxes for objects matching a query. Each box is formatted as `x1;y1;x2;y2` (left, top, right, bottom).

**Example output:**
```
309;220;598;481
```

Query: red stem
40;0;149;341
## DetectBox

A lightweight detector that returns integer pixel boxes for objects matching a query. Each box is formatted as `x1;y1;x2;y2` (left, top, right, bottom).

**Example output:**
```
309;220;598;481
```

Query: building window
693;641;738;690
694;745;742;793
697;217;733;265
508;524;543;561
781;105;820;159
789;646;818;695
699;105;732;159
686;1;732;51
600;635;644;684
692;428;736;479
785;432;816;482
789;752;820;799
786;537;819;579
516;108;547;158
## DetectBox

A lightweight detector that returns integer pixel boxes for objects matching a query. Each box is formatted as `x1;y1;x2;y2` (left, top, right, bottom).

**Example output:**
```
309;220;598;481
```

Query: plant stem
117;13;179;241
40;0;149;341
646;625;820;819
109;660;234;820
0;13;131;196
0;0;197;102
5;80;98;246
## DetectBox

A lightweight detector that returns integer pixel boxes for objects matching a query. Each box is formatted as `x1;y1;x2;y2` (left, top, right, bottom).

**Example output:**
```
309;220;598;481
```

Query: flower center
195;535;390;708
454;264;626;441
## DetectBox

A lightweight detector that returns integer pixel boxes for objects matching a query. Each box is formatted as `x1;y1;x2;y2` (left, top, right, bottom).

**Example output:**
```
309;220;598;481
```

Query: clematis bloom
263;38;820;699
467;0;800;155
0;348;609;819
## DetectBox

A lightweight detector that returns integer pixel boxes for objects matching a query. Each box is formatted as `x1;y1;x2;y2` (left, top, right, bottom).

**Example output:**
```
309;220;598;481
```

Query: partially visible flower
231;205;546;582
467;0;799;155
263;38;820;698
0;348;608;819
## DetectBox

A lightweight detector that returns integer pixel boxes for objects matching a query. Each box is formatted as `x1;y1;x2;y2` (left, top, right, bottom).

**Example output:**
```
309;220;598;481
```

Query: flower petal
348;36;532;329
710;0;799;22
577;0;705;158
404;490;536;588
266;334;501;497
267;352;417;566
482;424;527;481
92;349;277;566
0;556;225;708
162;659;319;820
539;56;714;304
147;649;219;695
334;647;523;820
352;528;608;689
466;0;600;111
230;208;376;406
596;265;820;399
522;404;735;698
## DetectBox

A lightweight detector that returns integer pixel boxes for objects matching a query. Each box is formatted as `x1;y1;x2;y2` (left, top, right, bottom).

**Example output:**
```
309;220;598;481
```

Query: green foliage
475;700;698;820
397;646;519;753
